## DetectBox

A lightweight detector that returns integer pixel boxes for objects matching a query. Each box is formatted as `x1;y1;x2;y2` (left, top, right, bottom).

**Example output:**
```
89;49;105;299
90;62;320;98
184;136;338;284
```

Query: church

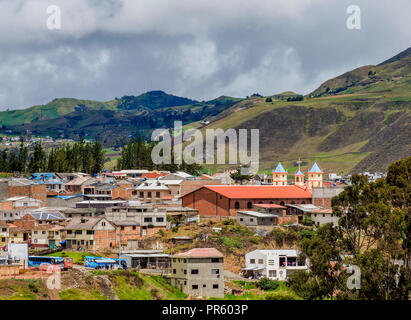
272;162;323;190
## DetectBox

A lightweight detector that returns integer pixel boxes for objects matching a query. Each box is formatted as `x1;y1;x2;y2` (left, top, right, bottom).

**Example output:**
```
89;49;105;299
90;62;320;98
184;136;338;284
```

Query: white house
243;249;308;281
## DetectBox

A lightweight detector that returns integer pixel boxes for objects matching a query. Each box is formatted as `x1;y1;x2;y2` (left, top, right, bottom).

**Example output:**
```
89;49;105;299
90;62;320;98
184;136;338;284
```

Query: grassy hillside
0;47;409;173
195;47;411;174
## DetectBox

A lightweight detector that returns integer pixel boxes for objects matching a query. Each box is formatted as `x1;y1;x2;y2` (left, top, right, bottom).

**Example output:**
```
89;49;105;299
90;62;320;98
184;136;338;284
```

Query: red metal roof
173;248;223;258
254;203;287;209
203;185;312;199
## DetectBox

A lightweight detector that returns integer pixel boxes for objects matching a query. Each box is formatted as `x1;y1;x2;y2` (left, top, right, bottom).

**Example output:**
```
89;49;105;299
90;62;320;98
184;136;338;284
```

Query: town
1;154;406;301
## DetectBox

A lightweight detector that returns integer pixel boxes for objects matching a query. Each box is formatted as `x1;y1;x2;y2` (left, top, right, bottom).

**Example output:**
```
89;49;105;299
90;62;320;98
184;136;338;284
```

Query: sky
0;0;410;110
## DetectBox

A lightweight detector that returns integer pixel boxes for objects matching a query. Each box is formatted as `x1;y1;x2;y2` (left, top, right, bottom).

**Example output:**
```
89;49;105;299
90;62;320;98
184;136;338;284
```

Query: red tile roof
173;248;223;258
202;185;312;199
142;172;168;179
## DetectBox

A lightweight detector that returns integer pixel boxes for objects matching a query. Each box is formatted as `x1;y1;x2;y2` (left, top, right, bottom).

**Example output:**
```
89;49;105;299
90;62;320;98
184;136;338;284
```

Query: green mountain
195;47;411;174
0;91;241;146
0;47;410;173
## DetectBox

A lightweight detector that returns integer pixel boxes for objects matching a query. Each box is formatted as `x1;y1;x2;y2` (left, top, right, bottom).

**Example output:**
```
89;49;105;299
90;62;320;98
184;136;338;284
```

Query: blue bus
84;256;127;270
28;256;67;270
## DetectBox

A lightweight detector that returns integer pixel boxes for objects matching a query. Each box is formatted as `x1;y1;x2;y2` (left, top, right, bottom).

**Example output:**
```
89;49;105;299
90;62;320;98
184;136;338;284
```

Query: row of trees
287;156;410;300
0;138;104;175
116;137;203;176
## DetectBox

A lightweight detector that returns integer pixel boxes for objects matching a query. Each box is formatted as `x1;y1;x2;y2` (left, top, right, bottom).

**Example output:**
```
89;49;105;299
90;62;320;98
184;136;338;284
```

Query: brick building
181;185;312;217
65;217;117;251
0;179;47;203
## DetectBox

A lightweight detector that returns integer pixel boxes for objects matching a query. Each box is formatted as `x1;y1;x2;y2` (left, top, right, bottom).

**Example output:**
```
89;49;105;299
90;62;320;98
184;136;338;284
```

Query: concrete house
135;180;173;202
169;248;224;298
31;224;65;248
65;217;116;251
243;249;308;281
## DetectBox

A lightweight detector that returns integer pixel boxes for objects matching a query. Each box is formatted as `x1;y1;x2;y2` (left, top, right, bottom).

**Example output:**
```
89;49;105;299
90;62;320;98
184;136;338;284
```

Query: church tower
272;162;288;186
294;158;305;187
307;162;323;189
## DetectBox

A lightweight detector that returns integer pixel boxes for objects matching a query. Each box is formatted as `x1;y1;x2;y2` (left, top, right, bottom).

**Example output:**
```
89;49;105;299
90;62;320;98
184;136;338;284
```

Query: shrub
221;236;242;249
172;226;179;233
256;277;279;291
222;219;234;225
28;279;38;293
302;216;313;226
300;229;316;239
269;229;285;246
265;97;273;102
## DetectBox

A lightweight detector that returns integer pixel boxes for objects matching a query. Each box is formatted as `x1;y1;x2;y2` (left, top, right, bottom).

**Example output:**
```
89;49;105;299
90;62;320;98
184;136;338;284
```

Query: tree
230;166;253;185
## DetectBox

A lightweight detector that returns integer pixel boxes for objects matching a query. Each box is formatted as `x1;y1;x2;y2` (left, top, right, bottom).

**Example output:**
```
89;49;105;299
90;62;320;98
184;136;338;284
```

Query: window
280;201;285;206
90;240;93;245
203;284;206;288
191;269;199;274
247;201;252;209
213;284;219;289
75;230;82;234
192;285;198;290
211;258;220;263
147;192;152;198
184;270;187;274
211;269;219;274
239;218;243;222
67;230;72;234
156;217;164;223
101;222;106;226
301;201;306;204
34;231;38;234
234;201;240;209
269;270;277;278
139;192;144;198
144;217;153;223
250;218;254;222
156;192;160;198
42;231;46;235
250;259;255;264
173;269;176;274
132;226;136;230
86;230;94;235
258;259;263;264
120;226;125;230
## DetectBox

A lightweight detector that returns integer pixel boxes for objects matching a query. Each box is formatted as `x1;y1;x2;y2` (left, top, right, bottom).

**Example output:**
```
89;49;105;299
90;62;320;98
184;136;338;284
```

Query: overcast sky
0;0;410;110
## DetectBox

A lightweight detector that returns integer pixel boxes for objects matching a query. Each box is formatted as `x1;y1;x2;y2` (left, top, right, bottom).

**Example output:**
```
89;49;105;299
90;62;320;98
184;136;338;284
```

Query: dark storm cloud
0;0;410;109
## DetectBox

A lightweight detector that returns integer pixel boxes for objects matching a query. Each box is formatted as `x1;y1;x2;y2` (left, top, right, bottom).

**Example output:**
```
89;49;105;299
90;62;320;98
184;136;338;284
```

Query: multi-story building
169;248;224;298
243;249;308;281
31;224;65;248
105;202;167;237
64;216;116;251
